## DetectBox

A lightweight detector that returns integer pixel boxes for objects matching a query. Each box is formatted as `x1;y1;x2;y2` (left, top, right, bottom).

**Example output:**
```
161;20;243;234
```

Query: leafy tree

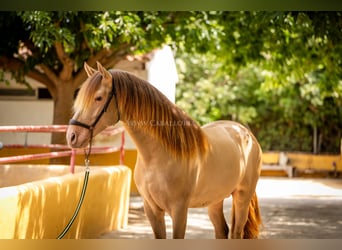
176;11;342;153
0;11;221;150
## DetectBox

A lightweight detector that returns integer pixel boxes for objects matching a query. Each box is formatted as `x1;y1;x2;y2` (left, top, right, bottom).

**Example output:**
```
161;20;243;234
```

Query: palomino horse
66;62;262;239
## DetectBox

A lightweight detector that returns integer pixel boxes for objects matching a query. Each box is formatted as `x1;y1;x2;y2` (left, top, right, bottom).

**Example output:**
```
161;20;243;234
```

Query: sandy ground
98;177;342;239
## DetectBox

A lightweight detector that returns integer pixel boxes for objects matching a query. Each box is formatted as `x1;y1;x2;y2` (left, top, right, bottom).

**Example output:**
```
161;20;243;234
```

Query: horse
66;62;263;239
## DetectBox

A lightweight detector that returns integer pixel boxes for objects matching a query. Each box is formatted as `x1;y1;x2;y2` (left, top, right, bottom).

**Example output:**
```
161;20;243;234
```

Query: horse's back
202;120;262;173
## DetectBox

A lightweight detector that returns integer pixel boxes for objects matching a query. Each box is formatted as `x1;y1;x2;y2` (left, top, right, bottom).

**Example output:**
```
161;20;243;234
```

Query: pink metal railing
0;125;125;173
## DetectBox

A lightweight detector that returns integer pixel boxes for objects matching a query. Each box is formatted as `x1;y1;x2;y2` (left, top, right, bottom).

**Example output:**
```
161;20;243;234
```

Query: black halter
69;78;120;131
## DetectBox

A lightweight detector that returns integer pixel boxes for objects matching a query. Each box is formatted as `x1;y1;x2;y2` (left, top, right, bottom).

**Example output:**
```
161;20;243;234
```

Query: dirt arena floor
99;177;342;239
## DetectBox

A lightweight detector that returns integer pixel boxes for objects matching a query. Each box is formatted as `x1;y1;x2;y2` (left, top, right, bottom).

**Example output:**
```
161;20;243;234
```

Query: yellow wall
287;152;342;171
0;148;51;164
81;150;138;193
0;165;131;239
262;151;342;171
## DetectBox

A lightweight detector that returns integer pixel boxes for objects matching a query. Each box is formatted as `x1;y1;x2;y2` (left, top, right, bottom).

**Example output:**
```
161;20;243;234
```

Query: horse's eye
95;96;103;102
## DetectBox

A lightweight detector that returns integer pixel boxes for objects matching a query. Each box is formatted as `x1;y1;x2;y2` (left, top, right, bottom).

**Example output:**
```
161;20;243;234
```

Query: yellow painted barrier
0;164;131;239
287;153;342;171
261;151;342;177
261;152;280;165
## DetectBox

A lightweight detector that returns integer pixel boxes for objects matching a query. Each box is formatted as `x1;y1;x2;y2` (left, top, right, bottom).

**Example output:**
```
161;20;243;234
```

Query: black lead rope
57;170;89;239
57;130;94;239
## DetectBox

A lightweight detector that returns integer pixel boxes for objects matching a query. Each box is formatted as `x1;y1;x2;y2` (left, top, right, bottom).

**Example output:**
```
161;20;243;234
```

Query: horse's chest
134;160;197;203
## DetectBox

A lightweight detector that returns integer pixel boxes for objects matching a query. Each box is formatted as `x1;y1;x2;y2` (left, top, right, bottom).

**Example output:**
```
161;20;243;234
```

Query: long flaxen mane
75;69;209;162
112;70;209;162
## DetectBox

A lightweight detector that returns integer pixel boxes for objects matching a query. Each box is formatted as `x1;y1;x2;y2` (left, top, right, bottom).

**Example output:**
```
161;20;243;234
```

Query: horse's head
66;62;120;148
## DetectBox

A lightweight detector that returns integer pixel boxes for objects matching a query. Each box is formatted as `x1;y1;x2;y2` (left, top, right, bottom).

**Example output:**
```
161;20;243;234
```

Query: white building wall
0;100;53;144
146;45;179;103
0;74;53;144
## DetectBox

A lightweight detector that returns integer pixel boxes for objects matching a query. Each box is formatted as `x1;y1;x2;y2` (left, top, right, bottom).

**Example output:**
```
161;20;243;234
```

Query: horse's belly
189;162;241;207
190;155;243;207
189;170;240;208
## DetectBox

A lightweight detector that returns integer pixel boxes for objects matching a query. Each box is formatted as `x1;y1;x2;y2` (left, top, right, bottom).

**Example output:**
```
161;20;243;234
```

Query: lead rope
57;129;94;239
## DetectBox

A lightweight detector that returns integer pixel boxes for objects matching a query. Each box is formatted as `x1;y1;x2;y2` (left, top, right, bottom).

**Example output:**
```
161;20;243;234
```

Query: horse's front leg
208;200;229;239
170;205;189;239
144;199;166;239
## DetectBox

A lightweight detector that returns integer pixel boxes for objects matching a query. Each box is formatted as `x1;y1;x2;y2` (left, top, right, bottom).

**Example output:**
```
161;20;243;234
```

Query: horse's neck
122;123;163;164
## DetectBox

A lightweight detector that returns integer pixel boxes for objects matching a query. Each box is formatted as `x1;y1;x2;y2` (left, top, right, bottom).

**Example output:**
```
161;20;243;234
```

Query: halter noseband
69;78;120;131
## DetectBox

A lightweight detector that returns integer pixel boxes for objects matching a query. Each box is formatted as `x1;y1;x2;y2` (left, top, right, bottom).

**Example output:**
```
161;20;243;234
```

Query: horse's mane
113;70;209;162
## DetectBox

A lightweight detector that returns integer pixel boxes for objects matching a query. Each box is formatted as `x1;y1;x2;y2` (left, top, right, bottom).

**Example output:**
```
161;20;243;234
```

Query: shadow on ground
99;177;342;239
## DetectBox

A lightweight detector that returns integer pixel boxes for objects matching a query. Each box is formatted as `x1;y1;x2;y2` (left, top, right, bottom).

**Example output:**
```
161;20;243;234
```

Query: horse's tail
243;192;262;239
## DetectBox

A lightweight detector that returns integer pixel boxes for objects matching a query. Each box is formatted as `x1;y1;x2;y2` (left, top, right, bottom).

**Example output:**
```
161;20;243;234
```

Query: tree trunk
313;125;318;154
50;81;77;164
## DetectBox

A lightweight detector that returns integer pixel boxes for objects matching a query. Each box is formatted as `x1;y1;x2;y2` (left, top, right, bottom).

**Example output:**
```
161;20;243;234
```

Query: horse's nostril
71;132;76;143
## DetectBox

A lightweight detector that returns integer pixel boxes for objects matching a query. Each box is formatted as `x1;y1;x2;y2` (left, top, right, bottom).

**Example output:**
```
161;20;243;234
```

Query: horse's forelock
73;72;102;115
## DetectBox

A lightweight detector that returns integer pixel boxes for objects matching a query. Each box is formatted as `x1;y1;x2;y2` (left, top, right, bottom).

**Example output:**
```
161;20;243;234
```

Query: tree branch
54;41;74;81
73;44;133;89
0;56;58;98
102;44;131;69
35;64;60;99
0;56;24;71
27;68;57;98
79;20;94;54
38;64;58;83
73;47;110;88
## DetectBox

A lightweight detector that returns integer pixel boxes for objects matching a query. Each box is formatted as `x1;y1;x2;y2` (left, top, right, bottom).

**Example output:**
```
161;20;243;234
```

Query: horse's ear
84;62;97;77
96;61;112;80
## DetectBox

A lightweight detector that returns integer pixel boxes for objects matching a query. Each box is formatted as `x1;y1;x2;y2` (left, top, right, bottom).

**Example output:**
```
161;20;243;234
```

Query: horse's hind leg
144;199;166;239
208;200;229;239
231;188;261;239
230;189;250;239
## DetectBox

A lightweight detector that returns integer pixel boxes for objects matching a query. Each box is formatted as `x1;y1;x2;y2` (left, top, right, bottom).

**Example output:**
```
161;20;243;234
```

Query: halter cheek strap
69;78;120;131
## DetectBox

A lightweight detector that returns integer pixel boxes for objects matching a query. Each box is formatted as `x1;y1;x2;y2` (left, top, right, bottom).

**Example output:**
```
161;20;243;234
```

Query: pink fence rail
0;125;125;173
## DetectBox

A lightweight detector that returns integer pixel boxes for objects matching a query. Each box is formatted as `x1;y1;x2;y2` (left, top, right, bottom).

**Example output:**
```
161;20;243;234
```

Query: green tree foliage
176;12;342;153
